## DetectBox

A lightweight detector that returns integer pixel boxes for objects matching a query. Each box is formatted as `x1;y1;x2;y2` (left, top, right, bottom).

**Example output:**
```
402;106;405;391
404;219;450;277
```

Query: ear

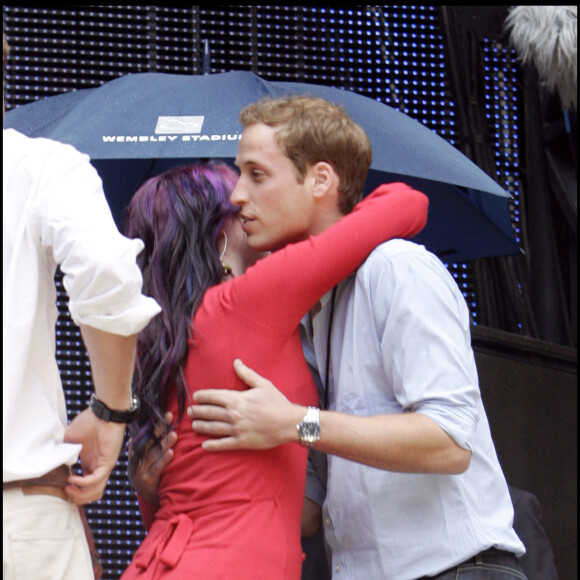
310;162;335;199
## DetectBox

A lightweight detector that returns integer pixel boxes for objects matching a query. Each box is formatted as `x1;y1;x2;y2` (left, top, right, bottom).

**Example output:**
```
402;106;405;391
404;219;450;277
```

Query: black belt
418;548;523;579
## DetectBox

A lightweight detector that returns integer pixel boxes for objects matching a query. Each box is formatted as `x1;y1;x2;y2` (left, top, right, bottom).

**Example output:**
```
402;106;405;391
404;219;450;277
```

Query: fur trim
505;6;577;110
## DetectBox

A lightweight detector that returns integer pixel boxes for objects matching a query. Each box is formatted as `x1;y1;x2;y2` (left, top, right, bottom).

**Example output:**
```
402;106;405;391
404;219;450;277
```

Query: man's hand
188;359;304;451
64;407;126;505
129;412;177;505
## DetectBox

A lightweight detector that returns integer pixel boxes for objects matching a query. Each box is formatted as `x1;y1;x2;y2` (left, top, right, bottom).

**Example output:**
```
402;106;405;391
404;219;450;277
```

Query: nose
230;178;248;206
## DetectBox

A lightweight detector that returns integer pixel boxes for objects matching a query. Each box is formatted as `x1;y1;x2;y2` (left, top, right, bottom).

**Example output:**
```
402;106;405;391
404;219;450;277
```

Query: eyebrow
235;159;261;170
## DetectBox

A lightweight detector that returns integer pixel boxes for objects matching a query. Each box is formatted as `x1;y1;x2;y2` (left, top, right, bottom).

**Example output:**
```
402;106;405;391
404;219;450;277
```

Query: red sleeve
223;182;428;333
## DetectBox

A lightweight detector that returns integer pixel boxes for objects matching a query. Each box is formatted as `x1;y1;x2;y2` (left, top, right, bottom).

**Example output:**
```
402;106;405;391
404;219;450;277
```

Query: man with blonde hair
138;94;527;579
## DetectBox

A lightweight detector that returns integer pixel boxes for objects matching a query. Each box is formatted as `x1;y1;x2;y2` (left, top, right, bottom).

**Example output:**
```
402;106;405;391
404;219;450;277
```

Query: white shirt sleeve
33;138;160;335
366;242;481;451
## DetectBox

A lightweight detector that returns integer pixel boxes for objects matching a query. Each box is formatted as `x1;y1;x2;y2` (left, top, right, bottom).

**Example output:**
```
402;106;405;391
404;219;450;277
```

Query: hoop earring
220;231;233;278
220;231;228;261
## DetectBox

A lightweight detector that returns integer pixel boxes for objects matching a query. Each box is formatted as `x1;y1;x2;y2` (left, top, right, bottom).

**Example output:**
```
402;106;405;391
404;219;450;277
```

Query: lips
239;214;255;233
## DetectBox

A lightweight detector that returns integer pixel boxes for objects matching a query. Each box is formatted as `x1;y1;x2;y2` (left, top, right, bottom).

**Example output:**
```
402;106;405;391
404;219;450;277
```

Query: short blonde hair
240;95;372;214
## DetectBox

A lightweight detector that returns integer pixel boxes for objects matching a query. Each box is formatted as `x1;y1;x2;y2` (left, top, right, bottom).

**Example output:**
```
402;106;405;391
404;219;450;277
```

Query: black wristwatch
89;393;140;423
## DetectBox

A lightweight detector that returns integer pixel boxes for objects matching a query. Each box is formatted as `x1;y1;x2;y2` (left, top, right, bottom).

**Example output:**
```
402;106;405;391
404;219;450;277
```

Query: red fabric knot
134;513;194;571
159;514;194;569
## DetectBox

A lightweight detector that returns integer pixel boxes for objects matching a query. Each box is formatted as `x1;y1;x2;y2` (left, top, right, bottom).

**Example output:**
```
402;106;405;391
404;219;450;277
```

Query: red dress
121;183;427;579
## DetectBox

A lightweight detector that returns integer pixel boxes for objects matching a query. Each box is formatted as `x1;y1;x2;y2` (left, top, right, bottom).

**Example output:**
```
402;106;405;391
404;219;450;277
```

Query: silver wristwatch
297;406;321;447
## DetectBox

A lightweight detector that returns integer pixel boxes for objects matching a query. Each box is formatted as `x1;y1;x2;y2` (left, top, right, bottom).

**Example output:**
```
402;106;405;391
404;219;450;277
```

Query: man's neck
308;206;344;237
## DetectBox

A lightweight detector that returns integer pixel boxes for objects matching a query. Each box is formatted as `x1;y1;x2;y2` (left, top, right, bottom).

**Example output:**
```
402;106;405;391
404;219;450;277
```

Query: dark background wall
3;5;576;579
472;326;577;580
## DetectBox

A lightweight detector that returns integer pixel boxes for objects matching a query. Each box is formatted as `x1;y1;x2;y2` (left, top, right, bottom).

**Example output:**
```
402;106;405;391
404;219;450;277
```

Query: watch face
300;422;320;444
298;407;320;447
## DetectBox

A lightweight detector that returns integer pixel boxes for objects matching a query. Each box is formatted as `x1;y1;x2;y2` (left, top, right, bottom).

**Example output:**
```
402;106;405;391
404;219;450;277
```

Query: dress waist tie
134;513;194;571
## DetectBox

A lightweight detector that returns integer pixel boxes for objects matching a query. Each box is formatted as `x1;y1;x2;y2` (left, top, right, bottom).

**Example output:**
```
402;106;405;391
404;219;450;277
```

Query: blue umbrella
3;71;521;261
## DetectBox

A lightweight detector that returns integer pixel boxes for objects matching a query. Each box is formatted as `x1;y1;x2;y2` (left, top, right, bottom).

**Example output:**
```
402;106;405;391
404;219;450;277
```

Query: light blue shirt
301;239;525;580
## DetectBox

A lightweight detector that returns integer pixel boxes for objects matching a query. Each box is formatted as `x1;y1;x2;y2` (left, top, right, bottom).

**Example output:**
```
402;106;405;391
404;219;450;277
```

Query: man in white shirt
3;35;160;580
187;96;528;579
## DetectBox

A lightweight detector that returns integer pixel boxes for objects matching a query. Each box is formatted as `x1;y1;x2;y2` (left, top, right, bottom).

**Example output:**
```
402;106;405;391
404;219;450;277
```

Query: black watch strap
89;393;139;423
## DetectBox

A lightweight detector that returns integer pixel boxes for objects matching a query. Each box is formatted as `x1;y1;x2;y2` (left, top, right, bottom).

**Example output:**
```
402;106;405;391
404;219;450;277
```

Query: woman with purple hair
121;161;427;579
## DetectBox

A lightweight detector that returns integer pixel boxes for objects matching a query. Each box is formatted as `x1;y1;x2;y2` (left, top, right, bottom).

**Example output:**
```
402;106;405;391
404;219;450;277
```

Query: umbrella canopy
3;71;521;262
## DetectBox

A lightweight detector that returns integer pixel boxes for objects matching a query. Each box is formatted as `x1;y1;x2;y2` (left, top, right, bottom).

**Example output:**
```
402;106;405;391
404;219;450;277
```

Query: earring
220;231;233;278
219;230;228;261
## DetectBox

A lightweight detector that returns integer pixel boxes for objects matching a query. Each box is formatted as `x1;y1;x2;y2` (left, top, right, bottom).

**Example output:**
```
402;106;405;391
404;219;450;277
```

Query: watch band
297;406;321;447
89;393;139;423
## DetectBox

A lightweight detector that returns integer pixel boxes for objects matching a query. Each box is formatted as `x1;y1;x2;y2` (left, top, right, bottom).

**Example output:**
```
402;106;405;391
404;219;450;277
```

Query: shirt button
334;564;341;572
325;517;331;526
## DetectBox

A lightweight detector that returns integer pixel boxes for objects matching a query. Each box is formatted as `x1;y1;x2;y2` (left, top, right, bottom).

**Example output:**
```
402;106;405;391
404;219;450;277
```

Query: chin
246;232;298;254
246;236;273;253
